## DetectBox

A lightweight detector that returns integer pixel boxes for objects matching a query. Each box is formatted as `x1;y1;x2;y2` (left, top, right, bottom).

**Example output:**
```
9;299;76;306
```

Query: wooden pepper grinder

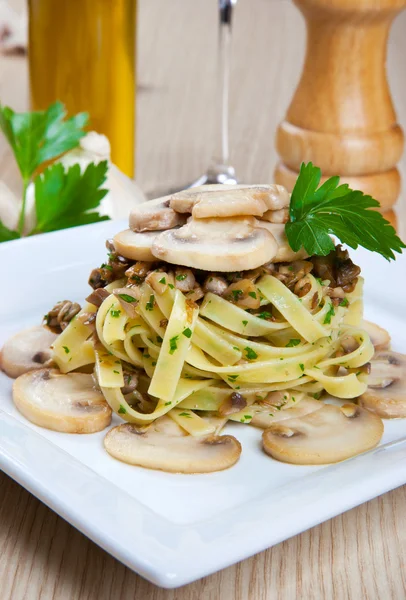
274;0;406;220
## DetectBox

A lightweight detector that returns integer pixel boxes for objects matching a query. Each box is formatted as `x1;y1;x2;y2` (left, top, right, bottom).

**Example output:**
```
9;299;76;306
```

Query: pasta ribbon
52;269;373;431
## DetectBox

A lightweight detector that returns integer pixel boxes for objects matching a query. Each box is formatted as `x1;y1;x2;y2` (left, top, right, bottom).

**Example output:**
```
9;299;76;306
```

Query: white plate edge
1;409;406;588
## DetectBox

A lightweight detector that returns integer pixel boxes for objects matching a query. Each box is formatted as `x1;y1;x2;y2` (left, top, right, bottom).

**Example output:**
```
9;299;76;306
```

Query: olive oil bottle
28;0;136;177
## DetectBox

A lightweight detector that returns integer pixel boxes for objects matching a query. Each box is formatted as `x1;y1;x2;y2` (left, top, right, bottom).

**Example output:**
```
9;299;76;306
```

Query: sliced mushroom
129;196;186;232
361;320;391;352
203;275;228;296
358;351;406;418
104;415;241;473
174;268;196;292
151;216;278;272
13;368;112;433
113;287;140;318
86;288;110;307
224;279;261;309
218;392;247;417
251;397;323;429
1;326;58;378
171;186;267;218
255;222;308;262
262;403;383;465
170;184;290;219
113;229;158;261
261;207;289;224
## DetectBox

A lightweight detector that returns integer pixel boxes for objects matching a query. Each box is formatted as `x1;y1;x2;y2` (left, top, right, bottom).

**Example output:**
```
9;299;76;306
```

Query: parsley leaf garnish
182;328;192;338
256;311;272;320
118;293;137;303
169;335;179;354
323;304;335;325
0;101;112;241
0;101;91;237
0;101;88;181
145;295;155;311
244;347;258;360
285;162;405;260
31;162;109;234
286;339;301;347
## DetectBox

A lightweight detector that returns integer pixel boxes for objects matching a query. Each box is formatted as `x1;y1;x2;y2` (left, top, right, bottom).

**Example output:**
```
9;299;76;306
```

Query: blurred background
1;0;406;206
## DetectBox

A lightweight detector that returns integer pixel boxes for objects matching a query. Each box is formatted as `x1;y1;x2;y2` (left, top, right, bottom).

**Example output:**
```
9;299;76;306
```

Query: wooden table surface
1;1;406;598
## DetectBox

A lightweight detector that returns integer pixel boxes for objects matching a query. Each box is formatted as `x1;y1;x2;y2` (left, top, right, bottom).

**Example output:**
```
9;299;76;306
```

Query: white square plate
1;221;405;588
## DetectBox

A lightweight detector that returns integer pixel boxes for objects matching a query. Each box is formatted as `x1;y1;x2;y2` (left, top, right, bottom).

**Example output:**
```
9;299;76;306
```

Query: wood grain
1;0;406;598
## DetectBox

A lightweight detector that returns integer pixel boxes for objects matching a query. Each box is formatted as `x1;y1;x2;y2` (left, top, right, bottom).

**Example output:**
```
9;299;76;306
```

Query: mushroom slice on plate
113;229;158;261
358;351;406;418
1;326;57;378
13;368;112;433
104;415;242;473
361;320;391;352
129;196;187;232
262;403;383;465
255;222;308;262
251;397;323;429
151;216;278;271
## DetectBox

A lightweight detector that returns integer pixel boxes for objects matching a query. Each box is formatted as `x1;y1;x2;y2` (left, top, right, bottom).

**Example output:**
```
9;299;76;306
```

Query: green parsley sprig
0;101;109;242
285;162;405;260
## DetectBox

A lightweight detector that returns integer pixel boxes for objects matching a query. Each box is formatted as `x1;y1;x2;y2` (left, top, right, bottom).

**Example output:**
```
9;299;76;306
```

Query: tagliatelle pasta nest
3;182;404;473
53;271;371;425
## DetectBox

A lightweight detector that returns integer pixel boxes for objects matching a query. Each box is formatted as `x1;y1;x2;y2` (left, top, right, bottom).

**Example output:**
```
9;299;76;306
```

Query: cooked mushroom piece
1;326;58;378
171;186;267;218
113;229;158;261
262;403;383;465
151;216;278;271
174;268;196;292
358;351;406;418
13;368;112;433
169;184;290;219
86;288;111;307
361;320;391;352
44;300;82;332
261;207;289;224
224;279;261;309
129;196;187;232
251;397;323;429
218;392;247;417
202;275;228;296
113;287;140;317
104;415;242;473
255;222;308;262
